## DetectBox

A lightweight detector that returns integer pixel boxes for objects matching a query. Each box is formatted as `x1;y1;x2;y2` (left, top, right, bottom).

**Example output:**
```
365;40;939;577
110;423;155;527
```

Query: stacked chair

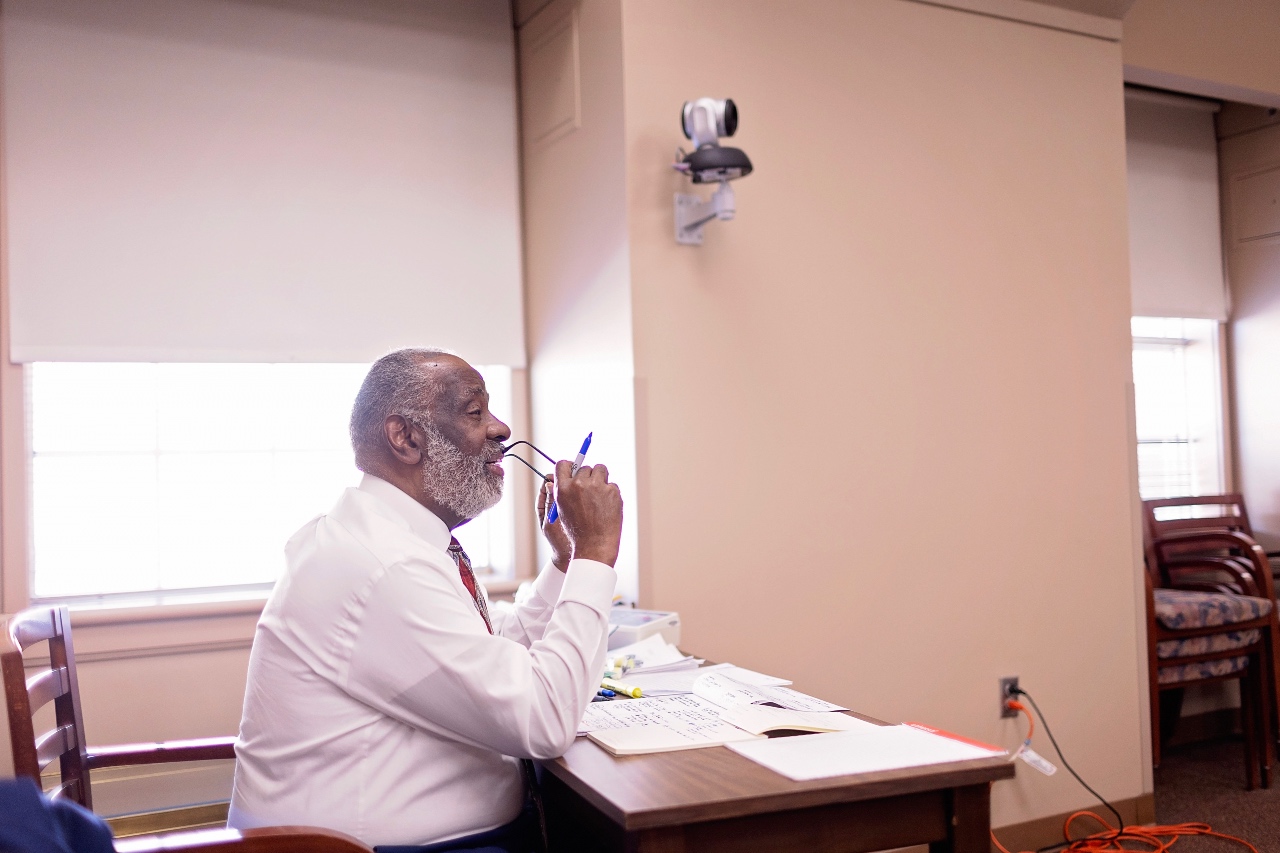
3;605;372;853
1142;494;1280;789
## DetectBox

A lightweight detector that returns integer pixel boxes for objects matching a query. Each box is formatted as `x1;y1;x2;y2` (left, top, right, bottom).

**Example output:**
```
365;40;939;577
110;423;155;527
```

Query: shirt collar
357;473;452;551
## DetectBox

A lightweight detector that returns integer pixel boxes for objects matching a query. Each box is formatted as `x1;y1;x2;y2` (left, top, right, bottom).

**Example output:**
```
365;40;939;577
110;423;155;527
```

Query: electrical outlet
1000;677;1019;718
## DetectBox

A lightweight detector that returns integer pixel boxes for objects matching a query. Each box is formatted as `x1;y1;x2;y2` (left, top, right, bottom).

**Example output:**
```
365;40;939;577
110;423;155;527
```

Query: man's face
415;357;511;522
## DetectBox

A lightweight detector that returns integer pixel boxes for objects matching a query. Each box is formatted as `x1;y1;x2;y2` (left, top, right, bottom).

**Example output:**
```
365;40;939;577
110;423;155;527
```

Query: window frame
0;361;539;624
1130;316;1234;502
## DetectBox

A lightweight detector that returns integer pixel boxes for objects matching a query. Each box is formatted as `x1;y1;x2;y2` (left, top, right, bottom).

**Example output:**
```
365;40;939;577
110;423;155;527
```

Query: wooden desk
541;714;1016;853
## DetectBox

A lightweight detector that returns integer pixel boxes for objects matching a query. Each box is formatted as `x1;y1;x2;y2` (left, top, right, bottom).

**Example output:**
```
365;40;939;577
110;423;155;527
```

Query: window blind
1125;88;1228;322
3;0;526;365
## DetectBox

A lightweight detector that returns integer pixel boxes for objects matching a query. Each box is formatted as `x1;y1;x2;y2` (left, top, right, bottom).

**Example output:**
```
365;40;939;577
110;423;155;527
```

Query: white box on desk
607;608;680;650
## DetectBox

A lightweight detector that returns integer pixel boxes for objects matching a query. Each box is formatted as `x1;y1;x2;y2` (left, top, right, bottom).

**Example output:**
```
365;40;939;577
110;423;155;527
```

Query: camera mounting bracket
674;181;735;246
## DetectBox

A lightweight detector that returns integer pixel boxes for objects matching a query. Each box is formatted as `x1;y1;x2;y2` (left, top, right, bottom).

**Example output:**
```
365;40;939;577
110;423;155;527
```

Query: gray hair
350;347;452;473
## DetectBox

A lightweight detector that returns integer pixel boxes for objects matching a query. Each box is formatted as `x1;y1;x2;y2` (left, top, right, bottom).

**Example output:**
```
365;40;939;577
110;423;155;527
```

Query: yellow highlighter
601;677;642;699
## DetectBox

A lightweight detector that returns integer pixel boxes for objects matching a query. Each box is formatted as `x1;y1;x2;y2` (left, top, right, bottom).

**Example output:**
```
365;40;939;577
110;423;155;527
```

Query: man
228;348;623;852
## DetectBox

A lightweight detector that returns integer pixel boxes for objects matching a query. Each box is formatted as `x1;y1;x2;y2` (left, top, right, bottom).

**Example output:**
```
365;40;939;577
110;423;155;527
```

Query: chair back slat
35;722;78;770
45;778;84;803
2;649;41;783
1144;494;1253;543
7;608;60;651
1;606;94;809
26;666;70;714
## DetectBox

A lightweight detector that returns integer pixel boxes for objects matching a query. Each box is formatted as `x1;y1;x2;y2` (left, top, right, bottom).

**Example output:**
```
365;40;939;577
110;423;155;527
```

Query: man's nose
488;416;511;443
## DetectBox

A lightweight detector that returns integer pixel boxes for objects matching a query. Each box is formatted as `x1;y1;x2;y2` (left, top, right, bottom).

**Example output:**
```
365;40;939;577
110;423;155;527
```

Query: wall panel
619;0;1144;828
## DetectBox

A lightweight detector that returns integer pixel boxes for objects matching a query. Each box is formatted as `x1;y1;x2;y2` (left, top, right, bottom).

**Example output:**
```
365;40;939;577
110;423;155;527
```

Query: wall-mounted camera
673;97;753;245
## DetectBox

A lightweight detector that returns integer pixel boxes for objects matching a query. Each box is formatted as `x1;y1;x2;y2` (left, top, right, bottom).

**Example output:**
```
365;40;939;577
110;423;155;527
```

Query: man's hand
537;479;572;572
552;460;623;568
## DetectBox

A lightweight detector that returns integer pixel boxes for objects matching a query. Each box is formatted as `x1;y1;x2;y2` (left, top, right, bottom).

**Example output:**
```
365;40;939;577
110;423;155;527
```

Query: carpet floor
1154;737;1280;852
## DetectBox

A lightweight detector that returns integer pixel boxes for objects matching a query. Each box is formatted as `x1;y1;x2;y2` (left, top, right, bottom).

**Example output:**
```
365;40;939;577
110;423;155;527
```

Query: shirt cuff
530;559;568;605
558;559;617;614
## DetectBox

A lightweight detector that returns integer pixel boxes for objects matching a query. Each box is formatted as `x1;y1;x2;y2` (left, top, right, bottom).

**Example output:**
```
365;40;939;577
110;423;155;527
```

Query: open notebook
588;722;764;755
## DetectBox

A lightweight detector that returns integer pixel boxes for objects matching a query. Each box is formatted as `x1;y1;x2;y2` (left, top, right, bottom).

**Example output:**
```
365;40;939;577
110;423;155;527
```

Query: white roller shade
3;0;526;365
1125;89;1228;322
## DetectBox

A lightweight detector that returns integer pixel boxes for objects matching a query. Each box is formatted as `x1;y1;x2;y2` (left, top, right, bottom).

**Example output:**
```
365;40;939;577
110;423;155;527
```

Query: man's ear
384;415;424;466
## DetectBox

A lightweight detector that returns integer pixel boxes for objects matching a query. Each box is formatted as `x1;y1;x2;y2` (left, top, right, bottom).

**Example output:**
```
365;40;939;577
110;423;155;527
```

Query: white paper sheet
693;672;848;712
719;705;880;736
623;663;792;697
727;726;1006;781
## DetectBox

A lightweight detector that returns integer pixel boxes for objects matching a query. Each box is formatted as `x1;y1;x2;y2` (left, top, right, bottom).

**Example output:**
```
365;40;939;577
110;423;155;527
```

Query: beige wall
1123;0;1280;107
521;0;1148;831
1219;121;1280;548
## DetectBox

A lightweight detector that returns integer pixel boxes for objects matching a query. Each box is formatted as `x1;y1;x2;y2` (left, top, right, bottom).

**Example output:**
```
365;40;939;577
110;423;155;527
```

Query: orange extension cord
990;702;1261;853
1008;700;1034;743
991;811;1260;853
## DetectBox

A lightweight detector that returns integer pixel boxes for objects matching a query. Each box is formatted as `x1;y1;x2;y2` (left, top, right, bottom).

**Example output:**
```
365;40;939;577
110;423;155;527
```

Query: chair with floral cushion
1144;534;1276;789
1145;508;1280;746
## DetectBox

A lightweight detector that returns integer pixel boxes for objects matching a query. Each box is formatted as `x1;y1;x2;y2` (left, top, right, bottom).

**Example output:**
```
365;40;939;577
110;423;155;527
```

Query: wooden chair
3;606;373;853
1145;498;1280;741
113;827;373;853
1144;532;1277;788
2;606;237;807
1144;494;1254;542
1144;494;1280;583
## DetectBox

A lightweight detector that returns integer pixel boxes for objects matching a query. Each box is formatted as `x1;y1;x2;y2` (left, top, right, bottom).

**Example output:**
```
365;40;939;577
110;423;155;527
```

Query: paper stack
582;663;858;755
607;634;701;675
623;662;791;697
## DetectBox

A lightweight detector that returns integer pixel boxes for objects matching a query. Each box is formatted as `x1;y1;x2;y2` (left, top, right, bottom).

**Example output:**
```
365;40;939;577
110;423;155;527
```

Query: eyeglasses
501;440;555;483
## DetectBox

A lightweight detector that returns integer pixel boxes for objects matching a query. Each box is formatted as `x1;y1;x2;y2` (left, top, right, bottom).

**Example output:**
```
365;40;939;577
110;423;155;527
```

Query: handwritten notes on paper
587;725;762;755
580;694;733;736
580;660;855;755
580;694;765;754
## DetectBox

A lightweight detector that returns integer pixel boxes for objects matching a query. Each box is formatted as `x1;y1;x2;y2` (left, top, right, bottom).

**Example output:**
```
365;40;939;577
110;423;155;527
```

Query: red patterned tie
448;538;493;634
449;539;547;849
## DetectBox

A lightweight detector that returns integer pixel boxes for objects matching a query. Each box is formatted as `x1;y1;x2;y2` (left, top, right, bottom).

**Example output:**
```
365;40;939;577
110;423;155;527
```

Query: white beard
421;425;504;521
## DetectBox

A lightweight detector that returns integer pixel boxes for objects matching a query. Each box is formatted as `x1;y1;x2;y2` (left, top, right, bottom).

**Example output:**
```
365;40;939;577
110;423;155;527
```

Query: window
1131;317;1226;501
29;362;515;605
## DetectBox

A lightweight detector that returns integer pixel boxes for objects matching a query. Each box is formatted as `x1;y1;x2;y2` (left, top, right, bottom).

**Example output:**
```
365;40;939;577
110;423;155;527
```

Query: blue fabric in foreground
0;777;114;853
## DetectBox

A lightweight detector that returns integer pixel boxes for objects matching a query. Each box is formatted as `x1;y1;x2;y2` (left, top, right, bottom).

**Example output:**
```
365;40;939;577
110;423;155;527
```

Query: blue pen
546;432;592;525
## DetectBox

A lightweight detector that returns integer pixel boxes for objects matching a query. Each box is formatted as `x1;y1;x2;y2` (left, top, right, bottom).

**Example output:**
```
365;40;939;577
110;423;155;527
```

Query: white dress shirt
228;474;616;846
